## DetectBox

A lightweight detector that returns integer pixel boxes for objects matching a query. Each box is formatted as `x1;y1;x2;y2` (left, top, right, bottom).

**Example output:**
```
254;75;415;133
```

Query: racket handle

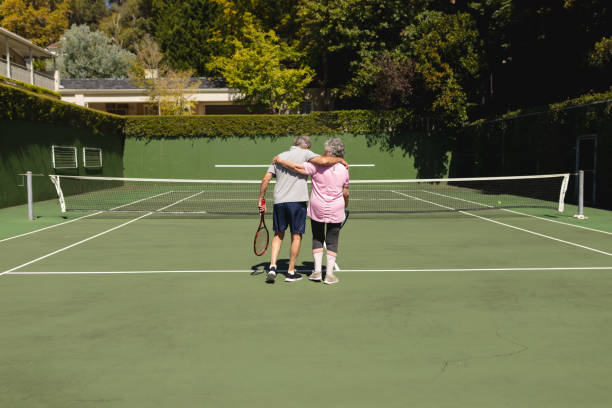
259;199;266;214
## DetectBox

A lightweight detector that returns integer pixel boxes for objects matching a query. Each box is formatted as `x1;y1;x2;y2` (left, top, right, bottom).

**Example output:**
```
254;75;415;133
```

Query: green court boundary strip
4;266;612;275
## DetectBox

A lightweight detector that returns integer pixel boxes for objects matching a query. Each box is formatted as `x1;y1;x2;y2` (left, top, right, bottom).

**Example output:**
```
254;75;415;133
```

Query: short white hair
324;138;345;157
294;135;312;148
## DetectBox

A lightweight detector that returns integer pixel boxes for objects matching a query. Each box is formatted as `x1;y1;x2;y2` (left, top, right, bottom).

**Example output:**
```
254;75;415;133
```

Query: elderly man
258;135;347;283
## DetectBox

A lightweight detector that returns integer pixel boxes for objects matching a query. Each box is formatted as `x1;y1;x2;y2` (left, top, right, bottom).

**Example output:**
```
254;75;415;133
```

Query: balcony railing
0;58;56;91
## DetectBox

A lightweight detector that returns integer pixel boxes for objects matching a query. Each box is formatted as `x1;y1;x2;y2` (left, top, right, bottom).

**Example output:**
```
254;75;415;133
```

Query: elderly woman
273;138;349;284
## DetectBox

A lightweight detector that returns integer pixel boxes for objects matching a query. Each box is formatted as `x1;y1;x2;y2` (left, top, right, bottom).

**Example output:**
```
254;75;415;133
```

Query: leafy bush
123;110;419;138
0;82;123;133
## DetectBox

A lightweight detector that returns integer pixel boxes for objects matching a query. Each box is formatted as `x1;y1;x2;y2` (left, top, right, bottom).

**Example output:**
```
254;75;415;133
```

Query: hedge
0;82;124;135
123;109;421;138
0;74;62;99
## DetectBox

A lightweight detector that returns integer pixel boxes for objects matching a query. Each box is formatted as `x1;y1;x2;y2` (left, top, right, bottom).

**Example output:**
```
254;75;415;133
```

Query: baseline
6;266;612;275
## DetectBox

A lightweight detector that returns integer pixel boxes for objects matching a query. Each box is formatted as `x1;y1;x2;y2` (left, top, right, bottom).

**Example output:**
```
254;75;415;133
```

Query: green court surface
1;201;612;407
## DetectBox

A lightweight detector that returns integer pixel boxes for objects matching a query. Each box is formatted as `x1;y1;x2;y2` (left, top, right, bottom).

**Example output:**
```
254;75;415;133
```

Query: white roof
0;27;54;58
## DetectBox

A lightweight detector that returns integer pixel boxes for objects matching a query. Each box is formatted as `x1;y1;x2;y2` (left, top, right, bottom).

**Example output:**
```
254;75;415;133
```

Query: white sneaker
309;271;322;282
324;274;339;285
265;266;277;283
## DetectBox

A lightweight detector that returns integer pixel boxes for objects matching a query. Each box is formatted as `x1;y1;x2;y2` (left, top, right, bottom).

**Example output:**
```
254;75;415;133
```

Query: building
0;27;58;91
59;77;257;115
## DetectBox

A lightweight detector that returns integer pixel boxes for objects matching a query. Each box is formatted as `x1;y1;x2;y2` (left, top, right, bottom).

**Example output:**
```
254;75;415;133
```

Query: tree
589;36;612;67
68;0;109;29
0;0;69;46
346;51;415;110
99;0;154;52
401;11;481;123
129;36;201;115
457;0;612;113
211;0;299;40
207;24;314;114
152;0;224;75
57;24;134;78
295;0;427;108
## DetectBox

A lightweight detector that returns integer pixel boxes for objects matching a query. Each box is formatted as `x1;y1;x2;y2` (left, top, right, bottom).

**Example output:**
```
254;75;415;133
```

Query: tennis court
1;184;612;407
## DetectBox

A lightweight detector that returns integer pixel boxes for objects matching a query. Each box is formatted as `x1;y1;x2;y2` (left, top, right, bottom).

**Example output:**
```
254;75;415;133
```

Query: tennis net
48;173;571;215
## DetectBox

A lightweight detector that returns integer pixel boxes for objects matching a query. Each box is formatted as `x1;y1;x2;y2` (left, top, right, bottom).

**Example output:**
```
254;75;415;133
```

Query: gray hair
294;135;312;148
324;138;345;157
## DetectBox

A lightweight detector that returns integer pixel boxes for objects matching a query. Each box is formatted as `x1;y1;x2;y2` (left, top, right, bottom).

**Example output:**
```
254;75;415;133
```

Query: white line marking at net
215;164;376;168
1;213;151;276
5;266;611;275
502;209;612;236
1;191;209;276
1;191;178;244
391;191;612;257
0;212;100;243
423;189;612;236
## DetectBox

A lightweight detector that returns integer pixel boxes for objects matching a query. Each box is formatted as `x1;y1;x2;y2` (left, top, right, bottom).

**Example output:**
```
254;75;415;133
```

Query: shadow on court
250;259;315;276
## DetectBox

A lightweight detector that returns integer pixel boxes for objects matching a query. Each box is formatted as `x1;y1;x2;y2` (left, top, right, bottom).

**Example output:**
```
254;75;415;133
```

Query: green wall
0;119;124;208
122;134;439;180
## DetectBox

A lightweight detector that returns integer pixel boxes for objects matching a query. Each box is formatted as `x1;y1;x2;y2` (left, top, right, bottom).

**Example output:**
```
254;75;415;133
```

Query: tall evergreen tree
152;0;223;75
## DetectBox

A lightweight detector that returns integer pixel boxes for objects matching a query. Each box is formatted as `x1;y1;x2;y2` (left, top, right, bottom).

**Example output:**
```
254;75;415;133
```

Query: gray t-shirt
267;146;319;204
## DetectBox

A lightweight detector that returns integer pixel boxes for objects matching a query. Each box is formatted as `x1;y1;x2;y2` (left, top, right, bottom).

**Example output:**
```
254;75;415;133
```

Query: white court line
422;190;612;236
1;191;208;276
215;164;375;168
1;214;152;276
5;266;612;275
391;191;612;257
0;212;101;243
0;191;176;244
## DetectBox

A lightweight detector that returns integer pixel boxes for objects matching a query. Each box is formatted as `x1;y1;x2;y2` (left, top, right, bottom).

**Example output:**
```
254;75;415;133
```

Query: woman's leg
311;219;325;274
324;223;342;279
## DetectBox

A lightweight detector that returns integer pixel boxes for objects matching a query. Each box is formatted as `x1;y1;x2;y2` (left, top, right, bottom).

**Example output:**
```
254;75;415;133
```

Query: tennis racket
340;209;350;229
254;200;269;256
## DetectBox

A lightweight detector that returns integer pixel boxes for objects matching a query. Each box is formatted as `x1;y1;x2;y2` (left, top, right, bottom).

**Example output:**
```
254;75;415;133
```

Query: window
52;146;78;169
83;147;103;168
106;103;129;115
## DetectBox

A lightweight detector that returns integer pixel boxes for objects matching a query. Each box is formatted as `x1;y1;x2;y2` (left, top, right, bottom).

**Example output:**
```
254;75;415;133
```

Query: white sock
313;251;323;272
288;269;295;275
326;254;336;274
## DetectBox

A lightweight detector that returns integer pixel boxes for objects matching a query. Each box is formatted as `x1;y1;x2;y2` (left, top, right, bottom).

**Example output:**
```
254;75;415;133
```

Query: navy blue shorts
273;202;307;234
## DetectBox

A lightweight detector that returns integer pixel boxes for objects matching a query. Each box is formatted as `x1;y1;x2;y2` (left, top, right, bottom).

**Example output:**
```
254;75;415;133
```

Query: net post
49;175;67;213
26;171;34;220
573;170;587;220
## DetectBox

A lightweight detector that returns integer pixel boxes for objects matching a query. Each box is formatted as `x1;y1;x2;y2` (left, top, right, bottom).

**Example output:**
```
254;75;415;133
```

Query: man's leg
267;203;287;283
270;231;285;268
288;233;302;272
285;202;306;282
